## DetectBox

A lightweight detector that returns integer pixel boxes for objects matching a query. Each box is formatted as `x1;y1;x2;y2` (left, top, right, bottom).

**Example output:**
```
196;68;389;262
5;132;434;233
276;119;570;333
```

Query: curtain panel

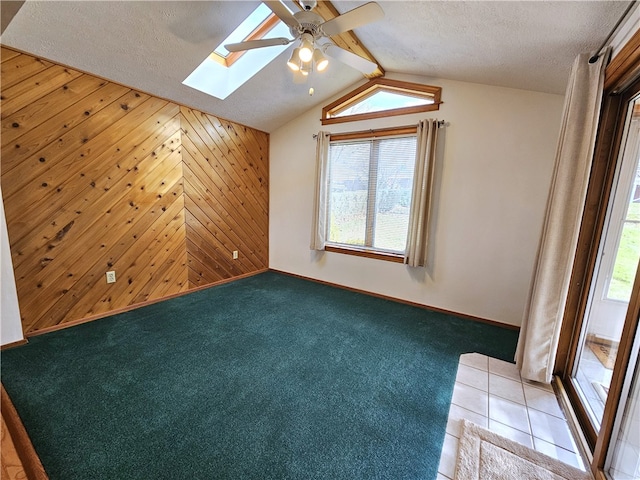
405;118;439;267
515;51;610;383
311;131;331;250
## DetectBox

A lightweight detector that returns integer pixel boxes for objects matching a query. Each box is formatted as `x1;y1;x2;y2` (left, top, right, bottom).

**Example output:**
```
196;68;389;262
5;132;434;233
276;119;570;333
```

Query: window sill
324;245;405;264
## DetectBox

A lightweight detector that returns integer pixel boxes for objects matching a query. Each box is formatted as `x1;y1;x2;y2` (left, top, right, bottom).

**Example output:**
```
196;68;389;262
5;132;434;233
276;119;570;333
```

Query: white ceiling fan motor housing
290;10;324;40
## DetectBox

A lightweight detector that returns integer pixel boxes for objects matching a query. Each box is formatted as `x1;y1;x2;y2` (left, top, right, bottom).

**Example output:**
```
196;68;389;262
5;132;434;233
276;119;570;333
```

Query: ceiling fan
224;0;384;76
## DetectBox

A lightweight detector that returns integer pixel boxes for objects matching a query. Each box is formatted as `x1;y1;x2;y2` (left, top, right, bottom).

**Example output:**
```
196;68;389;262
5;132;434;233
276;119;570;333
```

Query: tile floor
437;353;586;479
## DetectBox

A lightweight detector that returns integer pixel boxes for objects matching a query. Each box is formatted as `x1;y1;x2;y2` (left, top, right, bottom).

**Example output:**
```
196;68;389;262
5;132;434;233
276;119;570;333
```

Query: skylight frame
322;78;442;125
211;11;281;68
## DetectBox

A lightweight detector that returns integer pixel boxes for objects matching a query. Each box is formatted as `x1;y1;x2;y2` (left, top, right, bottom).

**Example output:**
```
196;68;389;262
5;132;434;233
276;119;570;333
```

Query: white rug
454;420;593;480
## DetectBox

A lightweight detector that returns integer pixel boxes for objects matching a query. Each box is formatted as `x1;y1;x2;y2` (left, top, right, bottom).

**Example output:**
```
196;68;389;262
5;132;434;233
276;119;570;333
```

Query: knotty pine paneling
181;107;269;287
1;47;268;335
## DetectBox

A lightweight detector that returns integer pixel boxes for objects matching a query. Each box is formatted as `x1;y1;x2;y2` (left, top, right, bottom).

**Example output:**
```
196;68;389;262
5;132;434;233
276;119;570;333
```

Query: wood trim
322;78;442;125
326;79;442;117
0;339;28;351
222;14;280;68
1;385;48;480
604;27;640;92
324;245;405;263
309;1;384;79
26;269;268;338
269;268;521;331
322;104;442;126
594;469;608;480
329;125;417;142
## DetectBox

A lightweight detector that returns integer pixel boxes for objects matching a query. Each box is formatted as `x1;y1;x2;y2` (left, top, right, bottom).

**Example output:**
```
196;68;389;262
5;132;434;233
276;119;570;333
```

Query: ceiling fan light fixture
313;49;328;72
298;33;314;62
300;61;311;76
221;1;385;84
287;48;301;71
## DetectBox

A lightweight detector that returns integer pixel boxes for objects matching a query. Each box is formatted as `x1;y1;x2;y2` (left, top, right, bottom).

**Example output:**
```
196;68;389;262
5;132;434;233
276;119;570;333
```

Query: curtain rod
312;120;446;139
589;0;637;63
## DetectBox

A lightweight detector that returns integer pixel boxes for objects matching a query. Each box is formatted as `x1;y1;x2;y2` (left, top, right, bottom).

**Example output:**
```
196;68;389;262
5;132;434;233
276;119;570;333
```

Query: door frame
556;29;640;478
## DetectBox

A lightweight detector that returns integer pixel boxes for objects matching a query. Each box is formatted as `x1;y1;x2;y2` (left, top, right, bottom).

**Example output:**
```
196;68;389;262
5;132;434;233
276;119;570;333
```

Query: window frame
325;126;419;262
211;12;280;68
322;78;442;125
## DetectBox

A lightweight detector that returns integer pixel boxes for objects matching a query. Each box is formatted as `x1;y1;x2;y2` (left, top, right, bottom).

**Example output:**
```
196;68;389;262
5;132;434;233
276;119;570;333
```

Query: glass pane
373;137;417;252
327;142;370;246
607;350;640;479
607;169;640;301
335;91;434;118
572;97;640;431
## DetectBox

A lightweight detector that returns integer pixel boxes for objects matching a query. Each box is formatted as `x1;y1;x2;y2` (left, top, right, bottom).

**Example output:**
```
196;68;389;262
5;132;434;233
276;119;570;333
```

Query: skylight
183;3;293;100
213;4;273;59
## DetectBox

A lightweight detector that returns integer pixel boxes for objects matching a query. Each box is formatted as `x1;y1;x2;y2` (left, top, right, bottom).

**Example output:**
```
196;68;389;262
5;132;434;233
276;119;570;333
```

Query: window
182;3;293;100
326;129;417;258
211;4;279;68
322;78;441;125
332;90;434;119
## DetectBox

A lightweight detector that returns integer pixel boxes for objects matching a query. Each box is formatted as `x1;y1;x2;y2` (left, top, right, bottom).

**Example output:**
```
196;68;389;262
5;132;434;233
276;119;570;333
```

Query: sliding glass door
571;96;640;433
559;65;640;477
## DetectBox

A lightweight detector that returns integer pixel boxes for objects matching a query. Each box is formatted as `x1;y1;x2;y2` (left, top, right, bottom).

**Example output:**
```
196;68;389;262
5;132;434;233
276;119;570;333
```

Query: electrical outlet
233;250;239;260
106;271;116;283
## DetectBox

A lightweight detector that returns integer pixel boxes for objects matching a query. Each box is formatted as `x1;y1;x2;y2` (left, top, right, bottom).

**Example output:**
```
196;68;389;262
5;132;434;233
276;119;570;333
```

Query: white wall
270;73;564;327
1;186;24;345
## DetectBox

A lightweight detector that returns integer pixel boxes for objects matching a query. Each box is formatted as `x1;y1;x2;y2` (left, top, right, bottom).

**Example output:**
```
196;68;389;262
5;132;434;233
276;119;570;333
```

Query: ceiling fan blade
224;37;292;52
320;2;384;37
264;1;299;29
324;44;379;75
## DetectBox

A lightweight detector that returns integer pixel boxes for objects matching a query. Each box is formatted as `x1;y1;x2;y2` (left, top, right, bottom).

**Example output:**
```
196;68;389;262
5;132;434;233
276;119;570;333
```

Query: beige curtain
310;131;331;250
405;119;439;267
516;51;609;383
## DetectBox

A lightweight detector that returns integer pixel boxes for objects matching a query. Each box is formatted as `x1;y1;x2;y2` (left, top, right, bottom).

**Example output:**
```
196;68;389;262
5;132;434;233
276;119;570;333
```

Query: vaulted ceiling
0;1;632;133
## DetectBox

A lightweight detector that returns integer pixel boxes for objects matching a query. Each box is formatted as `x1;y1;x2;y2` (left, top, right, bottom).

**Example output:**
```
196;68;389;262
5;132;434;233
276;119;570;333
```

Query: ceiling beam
298;0;385;79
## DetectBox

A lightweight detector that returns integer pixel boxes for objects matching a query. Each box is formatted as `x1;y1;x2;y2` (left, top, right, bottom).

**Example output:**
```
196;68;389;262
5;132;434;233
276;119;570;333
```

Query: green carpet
1;271;518;479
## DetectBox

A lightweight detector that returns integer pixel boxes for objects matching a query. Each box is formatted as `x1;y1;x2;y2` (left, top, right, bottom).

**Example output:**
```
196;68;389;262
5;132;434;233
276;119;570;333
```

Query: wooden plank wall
0;47;269;335
181;108;269;286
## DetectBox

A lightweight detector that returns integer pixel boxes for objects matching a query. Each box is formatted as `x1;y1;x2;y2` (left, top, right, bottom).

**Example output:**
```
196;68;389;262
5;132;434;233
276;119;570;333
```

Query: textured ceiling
0;1;632;133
